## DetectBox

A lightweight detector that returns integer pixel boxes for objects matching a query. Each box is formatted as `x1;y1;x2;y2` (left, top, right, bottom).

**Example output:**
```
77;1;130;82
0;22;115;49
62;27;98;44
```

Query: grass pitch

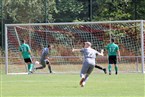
0;73;144;97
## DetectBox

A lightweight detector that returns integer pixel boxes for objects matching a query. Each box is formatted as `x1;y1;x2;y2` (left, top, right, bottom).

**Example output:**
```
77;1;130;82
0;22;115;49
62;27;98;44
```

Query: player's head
21;39;26;44
48;44;53;50
84;42;92;48
111;38;115;43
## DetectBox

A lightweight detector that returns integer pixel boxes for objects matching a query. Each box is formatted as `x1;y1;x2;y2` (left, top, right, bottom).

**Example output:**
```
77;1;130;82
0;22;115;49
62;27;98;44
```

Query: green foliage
3;0;57;23
94;0;131;21
2;0;145;22
54;0;84;22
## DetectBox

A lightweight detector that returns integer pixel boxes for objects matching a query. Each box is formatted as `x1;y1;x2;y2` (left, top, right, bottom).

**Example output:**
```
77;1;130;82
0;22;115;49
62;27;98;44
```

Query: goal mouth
5;20;145;74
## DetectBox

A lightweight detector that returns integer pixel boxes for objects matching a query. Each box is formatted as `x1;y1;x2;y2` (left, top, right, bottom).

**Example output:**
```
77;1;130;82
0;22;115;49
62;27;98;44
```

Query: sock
95;65;103;70
29;64;34;72
28;64;31;71
83;77;89;86
108;64;112;72
81;74;85;78
84;74;89;83
48;65;52;73
115;65;118;73
80;74;89;86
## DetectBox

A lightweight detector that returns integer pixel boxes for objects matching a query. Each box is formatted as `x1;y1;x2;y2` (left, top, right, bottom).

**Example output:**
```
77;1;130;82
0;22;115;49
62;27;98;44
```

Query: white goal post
5;20;145;74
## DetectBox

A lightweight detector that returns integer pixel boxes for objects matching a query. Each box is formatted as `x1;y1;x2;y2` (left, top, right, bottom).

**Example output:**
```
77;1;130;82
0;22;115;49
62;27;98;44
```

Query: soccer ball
35;61;40;65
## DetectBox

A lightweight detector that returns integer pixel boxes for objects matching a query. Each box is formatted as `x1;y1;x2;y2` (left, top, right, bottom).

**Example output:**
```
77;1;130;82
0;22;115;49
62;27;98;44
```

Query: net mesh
6;21;144;74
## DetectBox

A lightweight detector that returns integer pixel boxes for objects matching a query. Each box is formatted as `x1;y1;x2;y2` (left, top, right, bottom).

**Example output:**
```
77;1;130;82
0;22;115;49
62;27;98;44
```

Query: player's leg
114;64;118;75
35;60;46;70
82;75;89;87
108;64;112;75
80;63;89;87
82;65;94;87
29;58;34;72
24;58;34;74
95;64;106;74
108;56;112;75
113;56;118;75
45;59;53;73
29;63;34;72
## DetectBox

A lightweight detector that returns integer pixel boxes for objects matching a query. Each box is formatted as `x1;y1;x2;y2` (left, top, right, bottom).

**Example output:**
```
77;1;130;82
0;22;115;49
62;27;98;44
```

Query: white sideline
7;72;28;75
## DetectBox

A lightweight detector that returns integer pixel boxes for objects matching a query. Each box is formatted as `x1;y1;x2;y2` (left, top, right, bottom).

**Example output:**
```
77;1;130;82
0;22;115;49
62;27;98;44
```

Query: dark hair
21;39;25;43
48;44;51;48
111;38;115;42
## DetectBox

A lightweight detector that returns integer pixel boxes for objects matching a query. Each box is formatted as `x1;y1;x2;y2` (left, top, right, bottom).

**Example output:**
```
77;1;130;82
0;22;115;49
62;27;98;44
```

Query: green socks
115;66;118;73
108;64;118;74
108;64;112;73
28;64;34;72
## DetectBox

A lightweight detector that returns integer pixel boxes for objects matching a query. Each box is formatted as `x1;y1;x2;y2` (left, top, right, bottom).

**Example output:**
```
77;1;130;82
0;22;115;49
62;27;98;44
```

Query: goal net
5;20;145;74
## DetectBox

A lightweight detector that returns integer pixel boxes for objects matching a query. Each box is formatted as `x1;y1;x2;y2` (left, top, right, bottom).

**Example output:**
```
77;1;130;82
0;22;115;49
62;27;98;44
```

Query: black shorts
24;58;32;63
108;56;117;64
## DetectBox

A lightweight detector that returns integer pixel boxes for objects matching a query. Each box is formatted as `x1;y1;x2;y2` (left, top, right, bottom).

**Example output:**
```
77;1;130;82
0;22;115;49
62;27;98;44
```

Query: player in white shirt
72;42;104;87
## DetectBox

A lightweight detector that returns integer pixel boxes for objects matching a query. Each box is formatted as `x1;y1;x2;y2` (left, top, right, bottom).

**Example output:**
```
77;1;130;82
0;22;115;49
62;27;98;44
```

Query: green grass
0;73;145;97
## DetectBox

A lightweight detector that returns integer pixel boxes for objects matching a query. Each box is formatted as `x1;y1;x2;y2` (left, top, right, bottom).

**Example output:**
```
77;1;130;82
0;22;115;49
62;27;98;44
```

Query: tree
53;0;84;22
2;0;145;23
93;0;131;21
3;0;57;23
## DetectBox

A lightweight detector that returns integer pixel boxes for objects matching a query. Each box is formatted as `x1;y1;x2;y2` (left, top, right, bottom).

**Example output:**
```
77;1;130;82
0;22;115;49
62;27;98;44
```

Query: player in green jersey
19;40;34;74
106;38;121;75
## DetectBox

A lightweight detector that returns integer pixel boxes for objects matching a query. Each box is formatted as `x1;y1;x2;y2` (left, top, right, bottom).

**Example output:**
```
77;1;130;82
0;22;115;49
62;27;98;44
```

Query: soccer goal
5;20;145;74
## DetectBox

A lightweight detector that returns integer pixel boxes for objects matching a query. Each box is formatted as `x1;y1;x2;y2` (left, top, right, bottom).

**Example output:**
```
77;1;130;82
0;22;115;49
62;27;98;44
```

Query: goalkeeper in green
106;38;121;75
19;39;34;74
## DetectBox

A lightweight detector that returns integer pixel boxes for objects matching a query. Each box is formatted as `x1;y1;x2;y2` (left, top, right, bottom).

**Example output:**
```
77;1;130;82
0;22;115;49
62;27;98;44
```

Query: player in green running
19;40;34;74
106;38;121;75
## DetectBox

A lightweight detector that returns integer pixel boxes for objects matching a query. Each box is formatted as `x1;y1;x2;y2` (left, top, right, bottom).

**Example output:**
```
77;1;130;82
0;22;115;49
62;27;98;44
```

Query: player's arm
28;49;32;55
27;45;35;61
18;46;23;57
116;45;121;61
45;55;50;60
117;50;121;61
72;48;81;52
96;49;104;56
44;55;51;64
27;45;33;56
45;50;51;60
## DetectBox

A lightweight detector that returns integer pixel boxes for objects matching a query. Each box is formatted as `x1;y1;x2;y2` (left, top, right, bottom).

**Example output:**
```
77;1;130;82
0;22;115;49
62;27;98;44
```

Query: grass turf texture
0;73;144;97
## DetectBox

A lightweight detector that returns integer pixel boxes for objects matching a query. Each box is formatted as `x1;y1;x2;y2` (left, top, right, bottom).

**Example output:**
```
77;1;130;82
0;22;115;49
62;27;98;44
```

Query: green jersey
19;43;31;59
106;43;119;56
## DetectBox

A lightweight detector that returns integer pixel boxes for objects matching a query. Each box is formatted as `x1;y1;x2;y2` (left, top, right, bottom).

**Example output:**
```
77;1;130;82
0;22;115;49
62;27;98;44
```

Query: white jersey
80;47;100;66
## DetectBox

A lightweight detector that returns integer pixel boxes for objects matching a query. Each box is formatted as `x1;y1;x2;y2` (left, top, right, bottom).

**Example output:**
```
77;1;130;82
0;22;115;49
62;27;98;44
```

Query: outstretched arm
96;49;104;56
72;48;81;52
